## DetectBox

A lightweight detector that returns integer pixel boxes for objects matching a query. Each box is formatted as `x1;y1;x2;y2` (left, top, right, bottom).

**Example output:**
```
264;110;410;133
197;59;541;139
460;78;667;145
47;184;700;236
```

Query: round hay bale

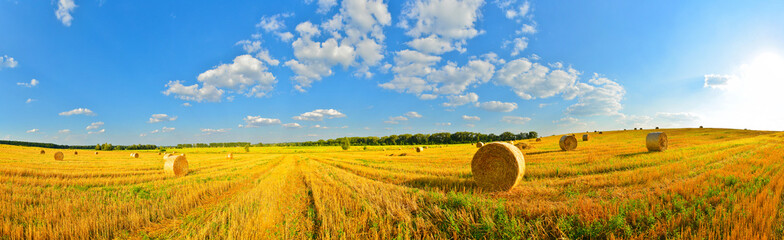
74;151;78;155
40;150;45;154
515;142;532;150
582;134;589;141
54;151;64;161
476;142;485;148
599;131;603;134
700;126;703;129
655;127;659;129
163;153;173;159
559;135;578;151
471;142;525;192
131;153;139;158
633;128;637;130
227;153;233;159
158;152;162;155
94;152;98;155
163;155;189;177
416;147;423;152
646;132;668;152
535;138;541;142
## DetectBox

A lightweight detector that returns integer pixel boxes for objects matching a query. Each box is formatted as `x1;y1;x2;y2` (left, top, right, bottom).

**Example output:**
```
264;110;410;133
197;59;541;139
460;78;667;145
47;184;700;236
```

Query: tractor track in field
132;155;287;239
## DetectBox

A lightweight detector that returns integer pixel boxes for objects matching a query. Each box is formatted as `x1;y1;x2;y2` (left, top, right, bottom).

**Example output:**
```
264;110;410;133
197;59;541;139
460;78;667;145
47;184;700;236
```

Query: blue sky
2;0;783;145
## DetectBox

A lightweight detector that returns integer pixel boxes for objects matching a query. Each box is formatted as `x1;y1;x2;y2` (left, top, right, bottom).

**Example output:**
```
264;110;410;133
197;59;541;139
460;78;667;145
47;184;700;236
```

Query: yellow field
2;128;784;239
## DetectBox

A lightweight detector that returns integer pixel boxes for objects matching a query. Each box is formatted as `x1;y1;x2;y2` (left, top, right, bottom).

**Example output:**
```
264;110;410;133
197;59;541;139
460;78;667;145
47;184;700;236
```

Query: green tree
244;145;250;153
340;137;351;150
528;131;538;139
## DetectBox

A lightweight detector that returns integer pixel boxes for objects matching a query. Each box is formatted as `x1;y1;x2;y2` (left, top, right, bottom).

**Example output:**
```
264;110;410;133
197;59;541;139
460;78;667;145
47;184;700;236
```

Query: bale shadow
616;151;652;158
402;177;477;192
525;150;562;155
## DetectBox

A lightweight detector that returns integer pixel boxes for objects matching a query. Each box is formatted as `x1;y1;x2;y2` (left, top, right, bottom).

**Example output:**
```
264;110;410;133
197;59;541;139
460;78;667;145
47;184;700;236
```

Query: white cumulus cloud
26;129;39;133
704;74;735;89
400;0;485;52
283;123;302;128
55;0;77;27
201;128;230;135
479;101;518;112
564;74;625;116
17;79;38;88
58;129;71;134
501;116;531;124
88;129;105;134
148;114;178;123
405;111;422;118
240;116;282;128
86;121;104;130
443;92;478;107
0;55;18;69
292;109;346;121
197;54;277;97
60;108;96;116
495;57;580;100
163;80;224;103
462;115;480;121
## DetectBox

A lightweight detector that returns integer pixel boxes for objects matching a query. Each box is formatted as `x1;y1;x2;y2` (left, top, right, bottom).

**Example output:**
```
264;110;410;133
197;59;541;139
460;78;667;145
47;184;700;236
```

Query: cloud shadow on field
402;177;477;192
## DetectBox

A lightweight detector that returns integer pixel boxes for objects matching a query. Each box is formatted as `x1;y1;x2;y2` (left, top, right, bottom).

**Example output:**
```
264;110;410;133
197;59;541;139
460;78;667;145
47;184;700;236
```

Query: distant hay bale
646;132;668;152
559;135;578;151
416;147;423;152
74;151;78;155
158;152;161;155
54;151;64;161
634;128;637;130
227;153;233;159
94;152;98;155
700;126;704;128
582;134;589;141
163;155;189;177
599;131;603;134
130;153;139;158
656;127;659;129
476;142;485;148
515;142;532;150
535;138;541;142
471;142;525;192
40;150;45;154
398;153;407;156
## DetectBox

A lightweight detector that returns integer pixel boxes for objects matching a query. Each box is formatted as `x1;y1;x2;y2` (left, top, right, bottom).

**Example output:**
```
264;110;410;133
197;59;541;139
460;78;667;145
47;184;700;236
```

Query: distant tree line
0;140;96;149
0;140;161;150
261;131;539;147
174;142;252;148
95;143;158;151
2;131;539;150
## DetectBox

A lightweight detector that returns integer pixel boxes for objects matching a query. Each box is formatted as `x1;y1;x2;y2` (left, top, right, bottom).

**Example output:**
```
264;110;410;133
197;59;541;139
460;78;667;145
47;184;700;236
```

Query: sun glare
739;52;784;92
